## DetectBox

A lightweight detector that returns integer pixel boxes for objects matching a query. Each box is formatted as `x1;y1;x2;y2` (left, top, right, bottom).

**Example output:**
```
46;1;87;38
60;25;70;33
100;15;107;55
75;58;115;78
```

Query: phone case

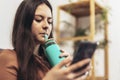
71;41;97;73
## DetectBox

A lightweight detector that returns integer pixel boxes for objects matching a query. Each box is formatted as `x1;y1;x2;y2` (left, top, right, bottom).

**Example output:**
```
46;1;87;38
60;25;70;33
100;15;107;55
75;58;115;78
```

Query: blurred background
0;0;120;80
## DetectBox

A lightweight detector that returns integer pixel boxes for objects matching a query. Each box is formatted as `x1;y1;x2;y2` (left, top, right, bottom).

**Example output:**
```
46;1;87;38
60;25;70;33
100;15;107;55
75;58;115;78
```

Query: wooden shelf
56;0;109;79
58;36;90;42
59;0;104;17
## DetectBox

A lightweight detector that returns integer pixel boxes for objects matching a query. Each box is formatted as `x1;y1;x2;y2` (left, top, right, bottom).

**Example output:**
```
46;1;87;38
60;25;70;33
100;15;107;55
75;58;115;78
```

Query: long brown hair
12;0;53;80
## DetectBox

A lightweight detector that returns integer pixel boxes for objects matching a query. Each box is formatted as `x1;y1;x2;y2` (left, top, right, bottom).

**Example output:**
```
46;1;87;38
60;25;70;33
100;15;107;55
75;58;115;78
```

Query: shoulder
0;49;18;68
0;49;17;62
0;49;18;79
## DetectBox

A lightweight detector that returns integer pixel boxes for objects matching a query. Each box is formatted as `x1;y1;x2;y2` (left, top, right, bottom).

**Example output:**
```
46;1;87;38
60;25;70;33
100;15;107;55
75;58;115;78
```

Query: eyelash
34;19;42;22
48;20;53;24
35;18;52;24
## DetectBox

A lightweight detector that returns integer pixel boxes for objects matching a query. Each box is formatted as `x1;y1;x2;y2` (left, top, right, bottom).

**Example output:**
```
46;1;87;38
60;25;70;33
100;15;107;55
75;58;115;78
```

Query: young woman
0;0;91;80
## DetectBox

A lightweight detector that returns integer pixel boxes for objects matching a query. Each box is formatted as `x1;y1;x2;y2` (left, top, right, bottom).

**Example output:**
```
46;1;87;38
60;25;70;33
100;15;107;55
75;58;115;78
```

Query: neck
34;44;40;55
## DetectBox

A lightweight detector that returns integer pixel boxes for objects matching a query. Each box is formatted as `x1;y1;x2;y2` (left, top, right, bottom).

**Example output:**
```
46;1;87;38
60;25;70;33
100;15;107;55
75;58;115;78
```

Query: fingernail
60;50;64;53
59;56;62;58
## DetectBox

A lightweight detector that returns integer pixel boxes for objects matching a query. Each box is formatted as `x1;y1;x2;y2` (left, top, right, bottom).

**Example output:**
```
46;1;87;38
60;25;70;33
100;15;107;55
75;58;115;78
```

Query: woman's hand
59;50;71;58
59;50;72;67
43;57;91;80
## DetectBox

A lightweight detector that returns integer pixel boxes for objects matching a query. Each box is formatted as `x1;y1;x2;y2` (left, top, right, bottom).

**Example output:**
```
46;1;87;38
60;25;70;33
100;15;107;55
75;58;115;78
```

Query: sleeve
0;50;18;80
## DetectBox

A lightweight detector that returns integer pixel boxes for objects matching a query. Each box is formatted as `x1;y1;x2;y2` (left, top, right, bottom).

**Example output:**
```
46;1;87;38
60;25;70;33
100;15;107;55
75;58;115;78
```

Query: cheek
31;21;40;35
48;26;52;35
47;28;52;36
31;26;37;35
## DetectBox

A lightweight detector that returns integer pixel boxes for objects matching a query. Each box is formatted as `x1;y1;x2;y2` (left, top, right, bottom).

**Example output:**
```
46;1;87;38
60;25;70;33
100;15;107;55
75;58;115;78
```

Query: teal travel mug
42;35;65;67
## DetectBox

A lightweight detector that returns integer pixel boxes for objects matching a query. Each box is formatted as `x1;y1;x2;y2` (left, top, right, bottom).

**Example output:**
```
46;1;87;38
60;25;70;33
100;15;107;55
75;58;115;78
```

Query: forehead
35;3;52;17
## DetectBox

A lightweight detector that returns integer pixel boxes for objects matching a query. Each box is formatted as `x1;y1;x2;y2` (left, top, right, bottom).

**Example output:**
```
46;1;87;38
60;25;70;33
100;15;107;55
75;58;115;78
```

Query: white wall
0;0;120;80
0;0;22;49
108;0;120;80
50;1;120;79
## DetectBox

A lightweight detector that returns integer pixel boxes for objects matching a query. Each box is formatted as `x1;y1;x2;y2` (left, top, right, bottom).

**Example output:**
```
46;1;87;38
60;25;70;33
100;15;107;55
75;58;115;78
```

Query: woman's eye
34;16;43;22
34;18;42;22
48;19;53;24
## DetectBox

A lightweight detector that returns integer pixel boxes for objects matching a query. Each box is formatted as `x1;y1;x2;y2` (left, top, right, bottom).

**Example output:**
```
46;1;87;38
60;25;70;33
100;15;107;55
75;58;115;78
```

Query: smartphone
71;41;97;73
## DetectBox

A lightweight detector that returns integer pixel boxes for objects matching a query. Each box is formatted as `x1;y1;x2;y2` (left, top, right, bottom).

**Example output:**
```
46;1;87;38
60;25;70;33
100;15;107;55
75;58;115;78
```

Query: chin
34;37;45;44
40;40;46;44
38;39;46;44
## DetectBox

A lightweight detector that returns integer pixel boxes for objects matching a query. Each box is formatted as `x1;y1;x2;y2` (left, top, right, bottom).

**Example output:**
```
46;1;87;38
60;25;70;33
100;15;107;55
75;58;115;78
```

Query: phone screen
71;41;97;72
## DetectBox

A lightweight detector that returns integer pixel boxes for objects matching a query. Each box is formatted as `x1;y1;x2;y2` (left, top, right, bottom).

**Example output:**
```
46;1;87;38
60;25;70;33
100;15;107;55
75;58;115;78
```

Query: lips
39;33;48;36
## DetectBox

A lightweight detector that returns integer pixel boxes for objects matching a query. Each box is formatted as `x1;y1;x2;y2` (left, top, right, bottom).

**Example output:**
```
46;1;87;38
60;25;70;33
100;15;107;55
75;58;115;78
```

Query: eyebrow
34;15;52;19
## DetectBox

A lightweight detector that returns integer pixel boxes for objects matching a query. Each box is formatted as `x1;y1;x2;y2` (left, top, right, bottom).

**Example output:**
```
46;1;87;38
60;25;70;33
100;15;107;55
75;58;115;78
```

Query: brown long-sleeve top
0;49;50;80
0;49;18;80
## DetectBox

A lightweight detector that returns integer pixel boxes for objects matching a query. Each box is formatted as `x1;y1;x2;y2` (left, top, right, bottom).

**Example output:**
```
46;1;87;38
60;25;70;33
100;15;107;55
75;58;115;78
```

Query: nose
43;25;48;30
42;20;49;30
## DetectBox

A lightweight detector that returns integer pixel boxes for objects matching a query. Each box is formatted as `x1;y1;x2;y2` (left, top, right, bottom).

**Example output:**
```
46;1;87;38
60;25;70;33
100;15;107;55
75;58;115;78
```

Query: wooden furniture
56;0;109;80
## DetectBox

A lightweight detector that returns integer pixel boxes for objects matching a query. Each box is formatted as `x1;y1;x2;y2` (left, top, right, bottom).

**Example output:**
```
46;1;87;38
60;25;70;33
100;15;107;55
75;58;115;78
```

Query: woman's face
32;3;53;44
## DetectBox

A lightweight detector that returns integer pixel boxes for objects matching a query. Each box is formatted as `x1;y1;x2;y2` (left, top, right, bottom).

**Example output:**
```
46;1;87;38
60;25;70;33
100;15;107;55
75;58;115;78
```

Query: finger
60;49;64;53
64;59;90;74
66;68;89;80
60;53;72;67
67;65;89;80
85;71;89;76
73;65;91;79
55;57;72;69
59;53;68;58
59;52;70;58
65;66;90;80
74;74;87;80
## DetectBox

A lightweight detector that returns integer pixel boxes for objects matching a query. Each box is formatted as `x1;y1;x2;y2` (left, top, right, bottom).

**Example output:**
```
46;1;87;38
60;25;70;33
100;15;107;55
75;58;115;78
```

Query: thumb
55;57;72;69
